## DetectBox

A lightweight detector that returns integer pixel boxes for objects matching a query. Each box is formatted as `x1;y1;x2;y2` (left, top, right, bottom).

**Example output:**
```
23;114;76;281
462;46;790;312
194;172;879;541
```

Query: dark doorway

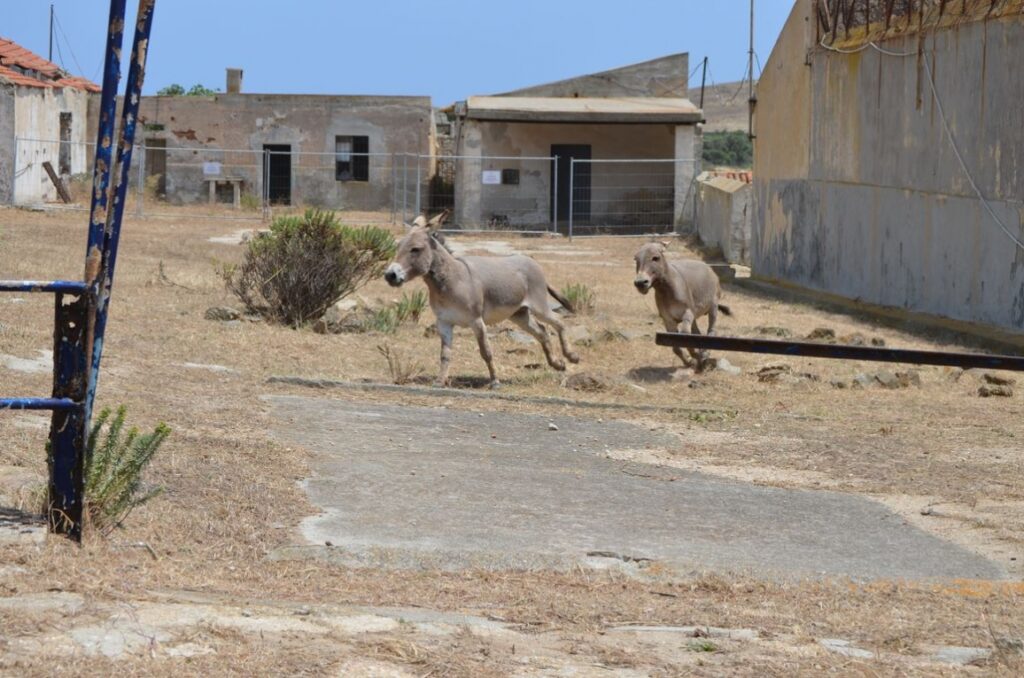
144;138;166;197
58;112;73;175
263;144;292;205
551;144;591;229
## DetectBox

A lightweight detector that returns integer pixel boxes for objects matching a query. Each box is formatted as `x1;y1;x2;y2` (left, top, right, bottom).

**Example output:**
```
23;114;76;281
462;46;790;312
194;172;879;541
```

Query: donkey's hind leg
534;307;581;365
511;308;565;371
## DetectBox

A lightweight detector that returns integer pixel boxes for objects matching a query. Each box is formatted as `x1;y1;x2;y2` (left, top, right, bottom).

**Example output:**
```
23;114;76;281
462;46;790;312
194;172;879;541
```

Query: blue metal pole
84;0;128;278
0;398;80;412
84;0;157;423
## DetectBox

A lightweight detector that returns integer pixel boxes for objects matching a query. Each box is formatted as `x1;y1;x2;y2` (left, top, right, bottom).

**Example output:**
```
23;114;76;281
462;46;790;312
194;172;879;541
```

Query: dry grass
1;205;1023;673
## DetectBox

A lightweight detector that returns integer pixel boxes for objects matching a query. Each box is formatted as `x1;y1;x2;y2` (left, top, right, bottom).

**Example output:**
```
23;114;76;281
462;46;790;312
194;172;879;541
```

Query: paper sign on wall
481;170;501;185
203;162;222;176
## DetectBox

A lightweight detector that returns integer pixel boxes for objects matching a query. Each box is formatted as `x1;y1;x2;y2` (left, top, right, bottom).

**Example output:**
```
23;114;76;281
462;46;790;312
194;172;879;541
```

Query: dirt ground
1;205;1022;676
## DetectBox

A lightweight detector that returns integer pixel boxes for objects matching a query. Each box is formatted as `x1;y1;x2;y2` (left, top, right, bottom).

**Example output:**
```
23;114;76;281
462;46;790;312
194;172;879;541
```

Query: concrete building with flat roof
444;54;704;233
121;69;432;211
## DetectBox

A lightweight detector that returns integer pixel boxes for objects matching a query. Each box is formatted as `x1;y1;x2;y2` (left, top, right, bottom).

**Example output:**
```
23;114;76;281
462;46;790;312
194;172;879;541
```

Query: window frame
335;135;369;182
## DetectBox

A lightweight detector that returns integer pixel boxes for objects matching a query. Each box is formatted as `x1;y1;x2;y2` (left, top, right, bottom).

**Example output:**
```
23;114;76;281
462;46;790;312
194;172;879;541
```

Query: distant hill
694;80;756;133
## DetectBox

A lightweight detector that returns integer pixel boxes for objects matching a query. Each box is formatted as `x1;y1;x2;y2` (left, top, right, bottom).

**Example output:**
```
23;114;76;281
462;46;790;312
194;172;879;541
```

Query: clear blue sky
8;1;791;103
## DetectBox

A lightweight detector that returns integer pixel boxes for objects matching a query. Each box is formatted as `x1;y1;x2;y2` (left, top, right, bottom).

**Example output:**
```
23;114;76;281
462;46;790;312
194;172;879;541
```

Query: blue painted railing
0;0;157;541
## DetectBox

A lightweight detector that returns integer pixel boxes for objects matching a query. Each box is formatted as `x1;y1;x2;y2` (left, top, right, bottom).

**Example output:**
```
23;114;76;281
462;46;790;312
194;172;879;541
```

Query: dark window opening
58;112;73;175
336;135;369;182
501;169;520;185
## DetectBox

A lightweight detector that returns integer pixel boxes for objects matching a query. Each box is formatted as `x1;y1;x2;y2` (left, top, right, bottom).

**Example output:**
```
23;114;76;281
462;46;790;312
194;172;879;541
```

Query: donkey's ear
412;215;429;229
657;240;671;250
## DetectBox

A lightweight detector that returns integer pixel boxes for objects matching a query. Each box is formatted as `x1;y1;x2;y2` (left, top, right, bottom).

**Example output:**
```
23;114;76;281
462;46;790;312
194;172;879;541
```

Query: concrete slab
268;396;1003;582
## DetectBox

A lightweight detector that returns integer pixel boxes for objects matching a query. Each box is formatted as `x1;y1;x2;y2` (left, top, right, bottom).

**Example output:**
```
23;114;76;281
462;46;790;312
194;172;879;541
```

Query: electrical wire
53;10;88;78
817;38;1024;252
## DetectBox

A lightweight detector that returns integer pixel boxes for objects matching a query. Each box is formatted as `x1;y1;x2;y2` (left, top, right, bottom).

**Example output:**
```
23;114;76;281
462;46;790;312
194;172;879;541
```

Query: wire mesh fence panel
448;155;557;232
11;138;97;210
9;138;409;224
139;145;266;220
274;149;399;224
395;153;424;224
568;159;700;237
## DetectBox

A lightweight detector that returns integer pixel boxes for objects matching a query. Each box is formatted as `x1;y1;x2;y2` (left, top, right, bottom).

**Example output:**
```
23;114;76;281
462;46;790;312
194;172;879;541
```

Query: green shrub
220;209;396;327
84;406;169;534
394;290;428;324
702;131;753;169
561;282;597;315
362;291;429;334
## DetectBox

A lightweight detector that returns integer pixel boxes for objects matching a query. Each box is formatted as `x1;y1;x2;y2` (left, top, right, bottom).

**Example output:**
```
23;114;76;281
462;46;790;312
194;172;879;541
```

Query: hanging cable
53;10;88;77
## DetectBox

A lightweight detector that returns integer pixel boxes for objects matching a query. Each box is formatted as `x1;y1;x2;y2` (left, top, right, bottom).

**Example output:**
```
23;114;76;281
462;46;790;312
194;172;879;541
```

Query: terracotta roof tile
0;36;99;91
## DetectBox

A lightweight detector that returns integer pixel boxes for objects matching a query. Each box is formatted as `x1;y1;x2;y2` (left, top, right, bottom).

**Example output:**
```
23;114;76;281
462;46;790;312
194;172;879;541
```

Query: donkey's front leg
471;318;500;389
436;321;454;387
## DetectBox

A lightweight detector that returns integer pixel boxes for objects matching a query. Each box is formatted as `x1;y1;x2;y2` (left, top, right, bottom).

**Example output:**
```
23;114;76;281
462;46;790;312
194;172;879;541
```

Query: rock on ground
979;384;1014;398
204;306;241;322
564;372;614;392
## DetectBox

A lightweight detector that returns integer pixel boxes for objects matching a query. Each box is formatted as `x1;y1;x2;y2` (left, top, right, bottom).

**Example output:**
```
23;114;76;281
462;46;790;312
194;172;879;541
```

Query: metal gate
0;0;156;540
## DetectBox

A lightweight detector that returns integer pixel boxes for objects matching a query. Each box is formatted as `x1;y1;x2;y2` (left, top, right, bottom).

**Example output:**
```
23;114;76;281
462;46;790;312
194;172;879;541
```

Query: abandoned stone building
126;69;432;210
754;0;1024;336
438;54;704;232
0;37;99;206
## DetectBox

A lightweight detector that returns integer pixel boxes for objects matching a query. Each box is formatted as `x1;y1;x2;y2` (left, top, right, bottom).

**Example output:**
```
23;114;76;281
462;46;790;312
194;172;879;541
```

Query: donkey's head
633;242;671;295
385;218;445;287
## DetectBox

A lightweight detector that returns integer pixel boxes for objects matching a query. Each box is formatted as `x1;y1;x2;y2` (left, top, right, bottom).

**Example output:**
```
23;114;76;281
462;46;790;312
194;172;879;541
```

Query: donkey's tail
718;304;734;317
548;285;575;314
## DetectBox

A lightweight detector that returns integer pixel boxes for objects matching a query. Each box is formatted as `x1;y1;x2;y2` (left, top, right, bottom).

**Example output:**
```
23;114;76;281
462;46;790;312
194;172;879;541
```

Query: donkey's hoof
488;380;503;390
566;352;581;365
433;379;450;389
550;361;567;372
695;358;715;374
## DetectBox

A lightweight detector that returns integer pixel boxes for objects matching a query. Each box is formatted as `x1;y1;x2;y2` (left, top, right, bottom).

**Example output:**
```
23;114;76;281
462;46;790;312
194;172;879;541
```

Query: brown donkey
385;220;580;388
634;242;732;369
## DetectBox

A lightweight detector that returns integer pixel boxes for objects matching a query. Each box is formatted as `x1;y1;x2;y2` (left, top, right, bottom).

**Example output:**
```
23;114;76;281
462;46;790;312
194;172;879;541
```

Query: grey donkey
633;242;733;369
385;219;580;388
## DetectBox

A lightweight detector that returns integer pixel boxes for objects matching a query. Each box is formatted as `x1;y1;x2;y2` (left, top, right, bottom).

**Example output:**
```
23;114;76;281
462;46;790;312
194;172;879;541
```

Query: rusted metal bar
85;0;127;278
47;292;89;539
655;334;1024;372
83;0;157;426
0;280;89;293
0;398;79;411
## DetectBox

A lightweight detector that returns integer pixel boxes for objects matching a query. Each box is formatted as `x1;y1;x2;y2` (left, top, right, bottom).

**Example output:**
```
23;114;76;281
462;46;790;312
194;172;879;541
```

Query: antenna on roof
49;4;54;62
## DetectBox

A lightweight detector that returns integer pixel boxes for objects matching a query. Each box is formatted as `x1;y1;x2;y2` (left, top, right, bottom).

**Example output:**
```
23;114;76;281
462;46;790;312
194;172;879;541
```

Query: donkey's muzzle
384;264;406;287
634;278;652;294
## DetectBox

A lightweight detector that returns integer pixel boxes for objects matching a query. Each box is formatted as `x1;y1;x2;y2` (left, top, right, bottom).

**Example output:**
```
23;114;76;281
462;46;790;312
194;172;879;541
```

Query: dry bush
377;343;423;385
220;209;395;327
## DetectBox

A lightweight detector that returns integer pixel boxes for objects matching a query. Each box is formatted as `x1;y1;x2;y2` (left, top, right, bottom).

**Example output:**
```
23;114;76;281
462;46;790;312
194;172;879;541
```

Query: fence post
415;155;422;217
12;137;18;205
568;158;575;242
262;149;270;221
390;153;397;224
401;153;408;223
135;141;145;219
552;155;558;235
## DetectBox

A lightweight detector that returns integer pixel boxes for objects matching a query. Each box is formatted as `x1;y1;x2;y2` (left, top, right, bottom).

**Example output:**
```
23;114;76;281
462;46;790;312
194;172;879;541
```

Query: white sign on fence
481;170;502;185
203;162;222;176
